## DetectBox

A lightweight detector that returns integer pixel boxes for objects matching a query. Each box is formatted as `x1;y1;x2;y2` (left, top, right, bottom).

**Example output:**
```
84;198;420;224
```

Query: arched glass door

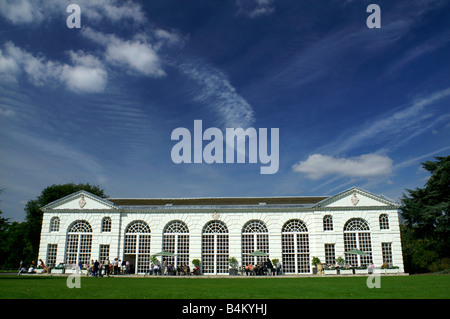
202;220;229;274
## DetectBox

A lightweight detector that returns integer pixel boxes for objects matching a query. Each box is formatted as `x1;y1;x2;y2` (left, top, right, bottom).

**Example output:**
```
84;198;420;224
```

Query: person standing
118;259;122;275
113;258;118;275
78;260;83;274
93;260;99;277
276;260;282;275
266;258;274;276
126;260;130;274
104;259;110;277
98;262;103;277
18;259;25;275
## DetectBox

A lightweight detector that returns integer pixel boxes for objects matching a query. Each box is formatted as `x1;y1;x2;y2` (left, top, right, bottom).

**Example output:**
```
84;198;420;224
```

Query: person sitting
28;265;36;274
153;264;160;275
192;265;200;275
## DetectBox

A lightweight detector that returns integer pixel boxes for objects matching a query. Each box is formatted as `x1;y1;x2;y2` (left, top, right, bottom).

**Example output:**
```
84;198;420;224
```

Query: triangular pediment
43;191;118;211
314;187;398;208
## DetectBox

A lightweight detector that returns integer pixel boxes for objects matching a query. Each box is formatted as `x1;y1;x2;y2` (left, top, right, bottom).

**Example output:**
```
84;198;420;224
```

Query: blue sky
1;0;449;221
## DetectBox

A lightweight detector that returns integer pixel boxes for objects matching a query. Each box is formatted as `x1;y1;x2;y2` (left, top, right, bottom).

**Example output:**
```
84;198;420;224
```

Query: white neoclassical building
38;187;405;274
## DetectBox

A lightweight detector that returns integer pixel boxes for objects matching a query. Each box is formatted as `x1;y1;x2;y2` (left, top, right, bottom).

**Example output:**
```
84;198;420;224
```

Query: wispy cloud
292;87;450;187
4;129;108;185
315;87;450;156
385;31;450;77
1;0;255;130
82;26;254;129
177;58;255;128
272;21;410;91
394;146;450;170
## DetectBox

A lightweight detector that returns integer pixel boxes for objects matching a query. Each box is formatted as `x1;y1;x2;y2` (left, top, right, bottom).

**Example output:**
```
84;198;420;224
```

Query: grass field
0;275;449;299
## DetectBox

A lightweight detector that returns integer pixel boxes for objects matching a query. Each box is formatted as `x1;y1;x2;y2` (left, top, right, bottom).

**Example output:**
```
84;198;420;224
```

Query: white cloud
60;51;108;92
0;0;145;25
97;0;146;24
0;0;45;24
82;28;166;78
0;42;55;85
292;153;393;180
106;41;164;77
0;47;21;82
68;50;104;68
236;0;275;18
61;65;107;93
154;29;187;48
0;42;107;93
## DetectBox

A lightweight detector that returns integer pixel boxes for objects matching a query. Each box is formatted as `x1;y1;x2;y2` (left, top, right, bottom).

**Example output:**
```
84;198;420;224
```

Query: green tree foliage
0;210;11;267
0;183;107;268
400;156;450;273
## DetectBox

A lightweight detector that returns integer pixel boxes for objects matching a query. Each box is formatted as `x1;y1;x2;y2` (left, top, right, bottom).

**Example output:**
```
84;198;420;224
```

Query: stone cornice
44;205;399;215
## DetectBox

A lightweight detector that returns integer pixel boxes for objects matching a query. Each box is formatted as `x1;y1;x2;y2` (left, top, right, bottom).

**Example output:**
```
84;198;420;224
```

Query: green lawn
0;275;448;299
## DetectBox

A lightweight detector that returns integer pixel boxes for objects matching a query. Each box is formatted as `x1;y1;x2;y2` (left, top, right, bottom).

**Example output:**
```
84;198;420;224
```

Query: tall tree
0;210;11;268
400;156;450;272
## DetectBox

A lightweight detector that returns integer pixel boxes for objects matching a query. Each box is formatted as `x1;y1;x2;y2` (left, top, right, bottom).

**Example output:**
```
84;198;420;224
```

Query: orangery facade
38;187;405;274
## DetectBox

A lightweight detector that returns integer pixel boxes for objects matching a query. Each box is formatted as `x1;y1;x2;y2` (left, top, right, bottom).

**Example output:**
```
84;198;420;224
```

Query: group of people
83;258;131;277
19;257;284;277
18;259;51;275
149;261;200;276
17;259;34;275
243;258;282;276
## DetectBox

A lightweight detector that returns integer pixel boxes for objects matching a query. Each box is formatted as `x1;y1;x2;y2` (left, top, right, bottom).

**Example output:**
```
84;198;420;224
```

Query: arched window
202;220;229;274
323;215;333;231
50;217;60;232
282;219;310;273
65;220;92;266
101;217;111;232
379;214;389;230
343;218;373;267
163;220;189;268
124;221;151;274
242;220;269;266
